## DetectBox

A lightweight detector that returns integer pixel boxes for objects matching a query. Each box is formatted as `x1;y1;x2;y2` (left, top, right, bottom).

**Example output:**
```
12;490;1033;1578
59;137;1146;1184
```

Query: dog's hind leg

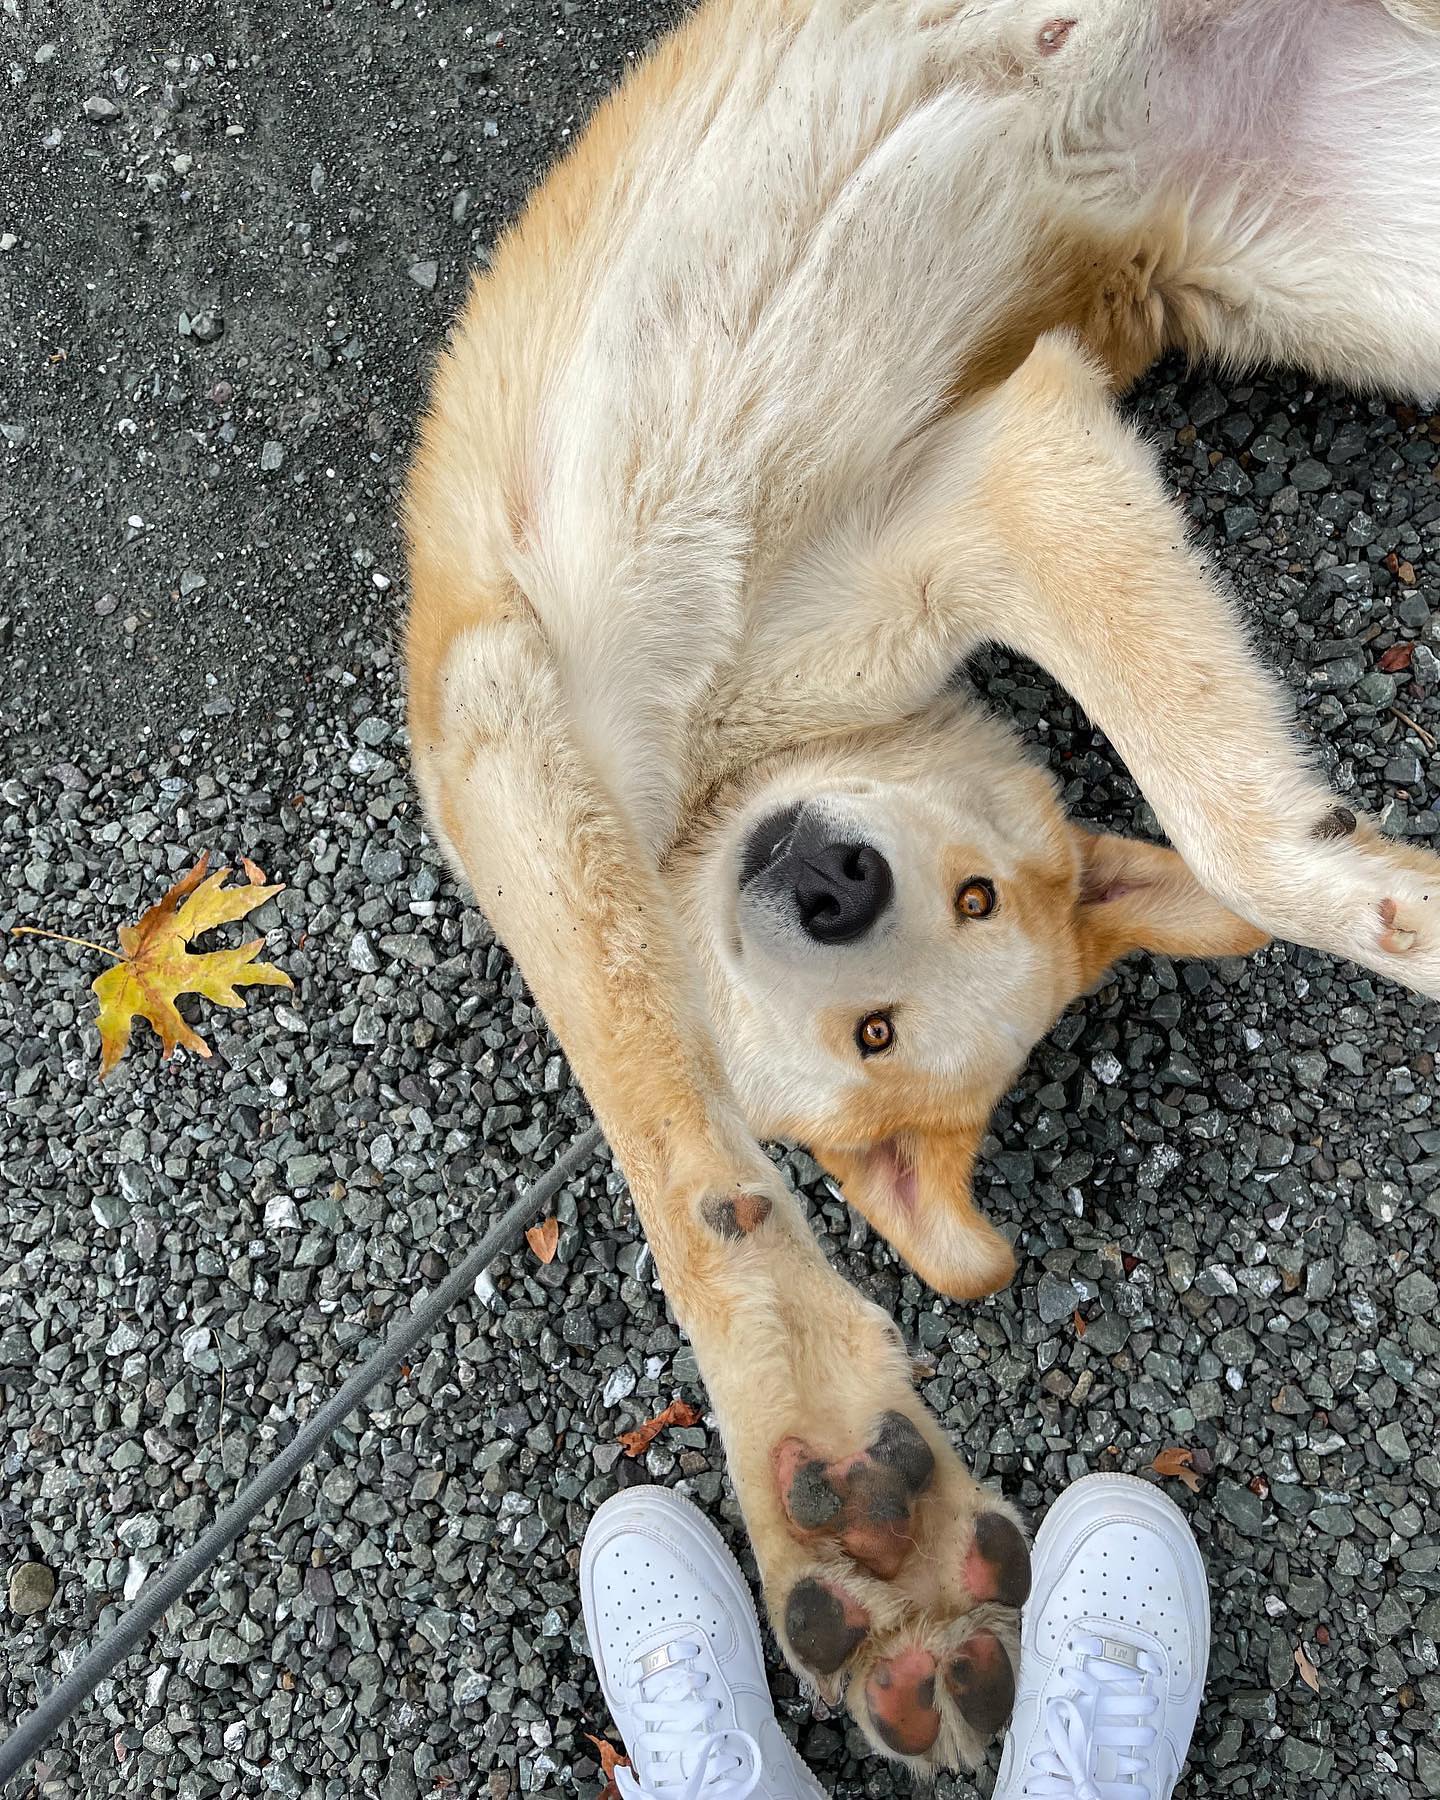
1122;0;1440;396
410;607;1030;1773
911;335;1440;997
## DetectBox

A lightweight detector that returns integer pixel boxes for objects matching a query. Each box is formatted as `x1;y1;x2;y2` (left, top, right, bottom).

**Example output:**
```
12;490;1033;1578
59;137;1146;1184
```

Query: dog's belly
415;0;1440;846
471;3;1101;839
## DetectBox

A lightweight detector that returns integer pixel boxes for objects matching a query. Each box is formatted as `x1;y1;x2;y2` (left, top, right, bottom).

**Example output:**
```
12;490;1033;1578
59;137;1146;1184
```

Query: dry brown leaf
526;1218;560;1264
1294;1644;1321;1694
89;853;291;1075
1378;643;1415;673
241;855;269;884
1072;1309;1087;1338
584;1733;631;1800
619;1398;701;1460
1151;1447;1205;1495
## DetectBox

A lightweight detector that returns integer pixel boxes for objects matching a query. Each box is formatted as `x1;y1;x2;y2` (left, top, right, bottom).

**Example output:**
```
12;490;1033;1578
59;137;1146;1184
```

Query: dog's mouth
739;800;804;889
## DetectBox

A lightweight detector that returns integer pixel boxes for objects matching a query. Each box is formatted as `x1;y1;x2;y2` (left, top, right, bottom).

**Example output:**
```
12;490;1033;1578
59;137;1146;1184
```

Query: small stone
181;1326;219;1373
1376;1423;1411;1462
82;95;120;120
1396;1270;1438;1317
1214;1481;1264;1535
91;1191;130;1229
349;931;380;973
361;843;404;884
454;1668;487;1706
1279;1739;1331;1779
9;1562;56;1616
264;1195;301;1231
1228;1689;1276;1722
1037;1273;1078;1325
1331;1042;1364;1077
118;1162;151;1205
1137;1143;1182;1188
1081;1312;1130;1356
1289;458;1331;493
189;309;224;344
1354;672;1398;710
208;1626;251;1665
105;1321;143;1357
260;440;284;472
602;1365;637;1407
407;260;439;291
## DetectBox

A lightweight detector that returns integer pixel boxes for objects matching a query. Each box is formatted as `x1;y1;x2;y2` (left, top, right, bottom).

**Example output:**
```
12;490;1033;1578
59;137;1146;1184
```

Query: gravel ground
3;6;1440;1800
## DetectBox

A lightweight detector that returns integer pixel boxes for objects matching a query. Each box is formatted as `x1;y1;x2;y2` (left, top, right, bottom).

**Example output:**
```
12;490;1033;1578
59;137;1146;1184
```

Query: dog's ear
1070;828;1268;992
813;1126;1016;1301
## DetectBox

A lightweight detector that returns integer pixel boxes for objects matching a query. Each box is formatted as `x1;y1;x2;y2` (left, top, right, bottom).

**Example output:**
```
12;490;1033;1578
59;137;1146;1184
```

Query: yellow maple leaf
87;853;291;1075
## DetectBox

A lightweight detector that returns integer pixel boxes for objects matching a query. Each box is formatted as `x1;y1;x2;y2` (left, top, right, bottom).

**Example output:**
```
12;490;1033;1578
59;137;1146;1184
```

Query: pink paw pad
865;1647;941;1757
1378;897;1419;955
963;1510;1032;1607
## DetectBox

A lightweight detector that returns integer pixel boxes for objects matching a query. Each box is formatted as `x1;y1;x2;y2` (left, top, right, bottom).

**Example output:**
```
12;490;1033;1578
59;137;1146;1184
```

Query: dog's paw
773;1404;1023;1768
1242;823;1440;1002
1373;882;1439;973
691;1216;1022;1770
1329;845;1440;1000
756;1392;1024;1770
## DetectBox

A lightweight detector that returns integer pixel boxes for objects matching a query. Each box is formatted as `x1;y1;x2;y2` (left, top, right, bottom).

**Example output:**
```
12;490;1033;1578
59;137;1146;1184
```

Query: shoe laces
615;1637;762;1800
1023;1634;1161;1800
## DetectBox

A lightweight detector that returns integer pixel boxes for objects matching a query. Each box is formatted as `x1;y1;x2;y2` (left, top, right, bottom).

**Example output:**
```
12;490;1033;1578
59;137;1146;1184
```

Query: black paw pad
868;1411;936;1499
965;1511;1031;1607
946;1630;1016;1740
784;1578;869;1675
784;1459;844;1530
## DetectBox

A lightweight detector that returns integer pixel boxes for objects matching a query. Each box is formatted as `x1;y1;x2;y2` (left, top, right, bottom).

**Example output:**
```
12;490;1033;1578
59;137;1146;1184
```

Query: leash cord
0;1122;605;1792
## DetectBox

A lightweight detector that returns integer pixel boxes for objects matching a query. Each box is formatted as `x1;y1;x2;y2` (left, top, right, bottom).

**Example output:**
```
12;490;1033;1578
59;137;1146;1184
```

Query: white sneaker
994;1474;1210;1800
580;1484;829;1800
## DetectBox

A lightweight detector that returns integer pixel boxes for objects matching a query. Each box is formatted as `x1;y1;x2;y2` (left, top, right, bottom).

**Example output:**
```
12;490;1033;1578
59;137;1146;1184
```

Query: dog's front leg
413;612;1028;1772
413;611;787;1273
939;336;1440;997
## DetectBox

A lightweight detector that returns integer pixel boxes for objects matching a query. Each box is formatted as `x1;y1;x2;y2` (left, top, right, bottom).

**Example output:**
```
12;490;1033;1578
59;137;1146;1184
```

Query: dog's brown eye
957;878;997;920
856;1012;895;1056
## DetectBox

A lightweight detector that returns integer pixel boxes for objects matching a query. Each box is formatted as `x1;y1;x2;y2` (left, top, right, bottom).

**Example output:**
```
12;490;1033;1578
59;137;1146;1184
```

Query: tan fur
406;0;1440;1770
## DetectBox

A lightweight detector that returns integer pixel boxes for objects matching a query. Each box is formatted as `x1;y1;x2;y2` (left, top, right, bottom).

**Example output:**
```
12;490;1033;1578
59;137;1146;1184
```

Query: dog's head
669;700;1266;1297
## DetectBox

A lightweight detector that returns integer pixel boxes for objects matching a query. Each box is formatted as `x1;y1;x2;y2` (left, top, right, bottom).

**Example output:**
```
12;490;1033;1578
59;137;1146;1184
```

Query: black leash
0;1123;605;1793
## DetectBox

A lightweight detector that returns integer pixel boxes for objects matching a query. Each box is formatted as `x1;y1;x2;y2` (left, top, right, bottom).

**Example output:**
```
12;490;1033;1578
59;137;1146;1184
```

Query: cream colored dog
405;0;1440;1771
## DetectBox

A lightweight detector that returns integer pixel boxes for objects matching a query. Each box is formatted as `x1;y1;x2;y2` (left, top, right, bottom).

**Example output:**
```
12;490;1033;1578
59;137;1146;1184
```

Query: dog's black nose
740;807;894;944
791;836;894;944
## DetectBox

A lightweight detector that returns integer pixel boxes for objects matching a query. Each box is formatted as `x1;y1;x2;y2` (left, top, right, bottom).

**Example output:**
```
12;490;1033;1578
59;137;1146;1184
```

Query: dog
404;0;1440;1771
